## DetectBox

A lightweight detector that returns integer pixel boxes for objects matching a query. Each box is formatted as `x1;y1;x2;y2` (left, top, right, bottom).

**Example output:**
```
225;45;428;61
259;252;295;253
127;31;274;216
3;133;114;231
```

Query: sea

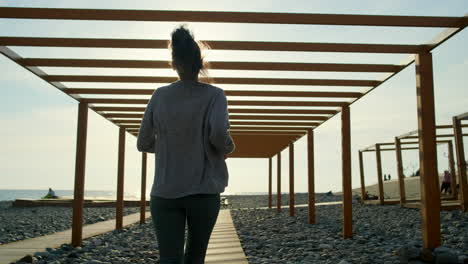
0;189;139;201
0;189;268;201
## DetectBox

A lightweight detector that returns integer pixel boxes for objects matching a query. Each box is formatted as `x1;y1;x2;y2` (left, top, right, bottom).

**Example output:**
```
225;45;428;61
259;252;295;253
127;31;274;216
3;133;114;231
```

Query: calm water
0;189;268;201
0;189;139;201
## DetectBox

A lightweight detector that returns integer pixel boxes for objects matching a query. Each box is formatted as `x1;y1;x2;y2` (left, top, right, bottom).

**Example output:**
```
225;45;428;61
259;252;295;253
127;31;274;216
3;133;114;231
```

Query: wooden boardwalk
206;210;248;264
0;209;248;264
0;212;151;264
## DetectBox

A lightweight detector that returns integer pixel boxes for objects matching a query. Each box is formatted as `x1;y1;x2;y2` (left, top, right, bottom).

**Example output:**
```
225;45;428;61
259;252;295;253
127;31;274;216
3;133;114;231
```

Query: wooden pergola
359;122;468;207
1;7;467;250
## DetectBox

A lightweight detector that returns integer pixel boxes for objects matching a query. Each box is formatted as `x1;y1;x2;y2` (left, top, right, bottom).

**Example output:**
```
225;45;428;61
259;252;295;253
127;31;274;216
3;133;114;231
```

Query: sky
0;0;467;197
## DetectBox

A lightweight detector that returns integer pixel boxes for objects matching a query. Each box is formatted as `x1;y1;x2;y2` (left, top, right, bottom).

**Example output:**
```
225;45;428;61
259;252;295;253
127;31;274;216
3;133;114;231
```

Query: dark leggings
150;193;220;264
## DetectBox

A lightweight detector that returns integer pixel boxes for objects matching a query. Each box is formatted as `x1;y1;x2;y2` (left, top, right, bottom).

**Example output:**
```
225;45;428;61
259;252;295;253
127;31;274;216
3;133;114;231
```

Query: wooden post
375;144;385;205
453;117;467;211
140;152;147;224
307;129;315;224
277;152;281;213
268;157;272;209
395;137;407;205
289;142;295;217
358;150;366;202
447;141;457;199
116;127;126;230
71;102;88;247
341;105;352;239
415;52;440;249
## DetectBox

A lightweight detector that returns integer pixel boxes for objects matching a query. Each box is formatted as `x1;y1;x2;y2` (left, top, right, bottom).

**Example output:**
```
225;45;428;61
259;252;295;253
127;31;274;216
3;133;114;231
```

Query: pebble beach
0;201;140;245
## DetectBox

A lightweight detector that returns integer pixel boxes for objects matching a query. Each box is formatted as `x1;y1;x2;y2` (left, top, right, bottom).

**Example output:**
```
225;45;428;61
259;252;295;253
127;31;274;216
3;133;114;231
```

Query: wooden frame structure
359;124;468;206
1;6;467;249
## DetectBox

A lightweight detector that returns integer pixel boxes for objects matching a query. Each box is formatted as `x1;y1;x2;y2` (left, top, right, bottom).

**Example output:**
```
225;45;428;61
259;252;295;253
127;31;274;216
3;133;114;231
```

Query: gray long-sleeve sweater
137;80;235;199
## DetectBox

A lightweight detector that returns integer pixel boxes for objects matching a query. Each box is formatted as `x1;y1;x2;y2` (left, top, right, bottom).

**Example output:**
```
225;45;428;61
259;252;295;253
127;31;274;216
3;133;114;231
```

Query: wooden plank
230;121;320;127
66;88;362;98
375;144;385;205
268;157;272;209
395;137;407;205
307;129;315;224
71;102;88;247
0;37;423;54
229;131;306;136
19;58;405;72
116;127;126;230
453;117;468;211
46;75;379;86
82;98;348;107
358;150;366;201
456;112;468;120
277;152;281;213
97;108;338;115
415;52;440;249
2;7;467;27
94;106;146;112
140;152;147;224
229;126;310;131
230;115;327;121
341;106;352;239
289;142;295;217
229;109;337;115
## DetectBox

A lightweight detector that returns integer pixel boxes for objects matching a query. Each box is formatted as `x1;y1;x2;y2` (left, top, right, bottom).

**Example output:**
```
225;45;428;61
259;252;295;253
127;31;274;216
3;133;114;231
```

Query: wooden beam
453;117;468;211
375;144;385;205
97;107;338;115
112;119;140;124
229;109;337;115
19;58;405;72
307;129;315;224
277;152;281;213
415;52;440;249
71;102;88;247
229;100;348;107
140;152;147;224
341;105;352;239
455;112;468;120
46;75;379;86
116;127;126;230
229;115;327;121
230;121;319;127
230;126;310;131
395;137;406;205
230;131;306;136
358;150;366;202
93;106;146;112
1;37;425;54
2;7;466;27
403;133;468;139
82;98;348;107
66;88;363;98
268;157;272;209
289;142;295;217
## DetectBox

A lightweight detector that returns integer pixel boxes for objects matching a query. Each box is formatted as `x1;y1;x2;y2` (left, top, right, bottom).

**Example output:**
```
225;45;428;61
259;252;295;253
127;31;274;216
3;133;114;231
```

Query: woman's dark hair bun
170;25;205;77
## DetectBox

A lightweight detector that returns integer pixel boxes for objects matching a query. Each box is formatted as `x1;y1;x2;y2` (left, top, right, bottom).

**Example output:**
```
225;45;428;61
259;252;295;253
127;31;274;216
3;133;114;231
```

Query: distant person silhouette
388;174;391;181
137;25;235;264
43;187;58;199
384;174;387;181
440;170;452;195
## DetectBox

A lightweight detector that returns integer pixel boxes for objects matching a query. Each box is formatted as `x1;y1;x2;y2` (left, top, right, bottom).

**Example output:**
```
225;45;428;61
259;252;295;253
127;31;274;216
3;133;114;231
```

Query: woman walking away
440;170;452;195
137;25;235;264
